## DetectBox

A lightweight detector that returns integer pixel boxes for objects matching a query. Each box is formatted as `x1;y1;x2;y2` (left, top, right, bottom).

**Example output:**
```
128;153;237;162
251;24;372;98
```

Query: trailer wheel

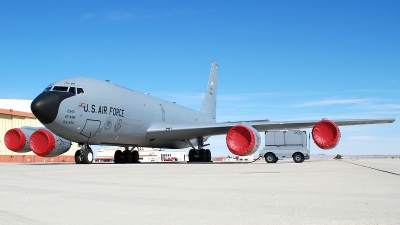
293;153;304;163
265;153;276;163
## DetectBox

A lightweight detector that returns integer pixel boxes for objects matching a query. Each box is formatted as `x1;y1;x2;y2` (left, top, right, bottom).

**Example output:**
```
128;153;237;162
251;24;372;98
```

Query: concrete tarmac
1;159;400;225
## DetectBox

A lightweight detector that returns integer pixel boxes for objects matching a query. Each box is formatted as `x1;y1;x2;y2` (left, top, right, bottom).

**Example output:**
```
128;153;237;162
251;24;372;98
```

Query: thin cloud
104;11;134;21
365;103;400;110
103;10;159;21
81;13;96;20
346;136;400;142
294;98;400;113
102;7;218;22
295;98;374;107
218;92;317;102
346;136;380;141
164;7;219;17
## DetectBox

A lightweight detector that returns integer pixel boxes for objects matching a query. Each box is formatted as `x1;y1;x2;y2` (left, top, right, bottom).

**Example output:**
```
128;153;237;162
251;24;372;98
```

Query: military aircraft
3;60;395;164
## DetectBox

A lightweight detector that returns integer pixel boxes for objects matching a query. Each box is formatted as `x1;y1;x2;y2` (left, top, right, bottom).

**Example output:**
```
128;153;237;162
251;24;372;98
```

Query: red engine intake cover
312;120;341;149
30;130;56;157
4;128;26;152
226;125;260;156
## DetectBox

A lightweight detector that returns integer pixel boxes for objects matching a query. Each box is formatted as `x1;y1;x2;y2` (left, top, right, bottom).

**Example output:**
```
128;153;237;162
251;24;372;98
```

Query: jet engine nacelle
312;120;341;149
4;126;71;157
4;127;40;153
226;124;261;156
30;129;72;157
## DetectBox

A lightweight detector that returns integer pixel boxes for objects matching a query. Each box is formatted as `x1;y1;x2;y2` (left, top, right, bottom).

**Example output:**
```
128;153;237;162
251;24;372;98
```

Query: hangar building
0;99;79;162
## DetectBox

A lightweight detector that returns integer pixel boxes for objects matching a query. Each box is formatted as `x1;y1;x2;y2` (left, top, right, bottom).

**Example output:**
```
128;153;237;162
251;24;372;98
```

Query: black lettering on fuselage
84;104;123;117
96;105;108;114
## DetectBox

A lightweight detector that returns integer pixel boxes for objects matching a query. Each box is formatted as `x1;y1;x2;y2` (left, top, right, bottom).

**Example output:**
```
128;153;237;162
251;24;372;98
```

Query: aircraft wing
146;118;395;141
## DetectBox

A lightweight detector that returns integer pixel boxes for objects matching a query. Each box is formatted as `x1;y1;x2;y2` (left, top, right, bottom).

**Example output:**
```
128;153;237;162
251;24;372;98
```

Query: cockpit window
44;84;84;95
52;86;69;92
68;87;76;95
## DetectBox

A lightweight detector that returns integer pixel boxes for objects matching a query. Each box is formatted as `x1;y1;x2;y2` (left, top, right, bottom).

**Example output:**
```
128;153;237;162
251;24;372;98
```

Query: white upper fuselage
45;77;214;148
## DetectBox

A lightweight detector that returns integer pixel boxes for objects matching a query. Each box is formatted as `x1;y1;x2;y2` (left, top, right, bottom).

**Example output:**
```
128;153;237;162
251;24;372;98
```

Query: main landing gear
114;147;140;164
75;144;93;164
187;137;212;163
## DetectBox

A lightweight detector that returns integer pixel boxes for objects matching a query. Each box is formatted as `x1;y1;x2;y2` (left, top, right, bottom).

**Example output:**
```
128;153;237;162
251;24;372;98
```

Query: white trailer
259;130;310;163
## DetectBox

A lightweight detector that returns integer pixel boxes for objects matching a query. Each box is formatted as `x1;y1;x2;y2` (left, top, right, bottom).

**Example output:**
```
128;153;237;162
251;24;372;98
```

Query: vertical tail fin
200;60;218;122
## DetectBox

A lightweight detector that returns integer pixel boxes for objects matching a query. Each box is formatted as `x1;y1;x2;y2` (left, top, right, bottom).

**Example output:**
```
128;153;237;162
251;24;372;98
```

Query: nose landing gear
74;144;93;164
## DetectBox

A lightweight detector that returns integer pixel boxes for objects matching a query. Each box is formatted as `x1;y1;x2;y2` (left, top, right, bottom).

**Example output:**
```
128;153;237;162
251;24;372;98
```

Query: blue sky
1;0;399;156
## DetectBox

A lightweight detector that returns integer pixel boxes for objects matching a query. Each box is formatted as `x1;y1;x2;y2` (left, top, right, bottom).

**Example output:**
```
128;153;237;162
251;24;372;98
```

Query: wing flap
146;123;234;140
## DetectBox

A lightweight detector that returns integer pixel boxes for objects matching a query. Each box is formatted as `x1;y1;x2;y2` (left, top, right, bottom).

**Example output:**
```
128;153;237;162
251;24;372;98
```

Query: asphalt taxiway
1;159;399;224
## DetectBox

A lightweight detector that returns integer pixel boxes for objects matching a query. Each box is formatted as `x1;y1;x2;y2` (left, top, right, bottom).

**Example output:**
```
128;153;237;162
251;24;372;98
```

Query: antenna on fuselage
207;56;219;66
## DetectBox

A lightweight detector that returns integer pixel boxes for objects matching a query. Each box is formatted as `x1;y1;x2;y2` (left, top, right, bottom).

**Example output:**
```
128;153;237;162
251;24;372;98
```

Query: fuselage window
68;87;76;95
44;87;52;92
77;88;84;94
52;86;69;92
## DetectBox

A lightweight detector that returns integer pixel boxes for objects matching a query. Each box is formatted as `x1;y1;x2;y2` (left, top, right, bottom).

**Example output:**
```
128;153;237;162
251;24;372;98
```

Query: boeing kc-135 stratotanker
3;60;395;164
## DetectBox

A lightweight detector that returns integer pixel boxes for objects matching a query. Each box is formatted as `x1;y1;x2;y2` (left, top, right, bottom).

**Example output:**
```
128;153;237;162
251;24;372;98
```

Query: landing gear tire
205;149;211;162
132;150;139;163
265;153;276;163
124;150;133;163
82;148;93;164
199;149;206;162
293;153;304;163
188;149;196;162
114;150;123;163
74;150;83;164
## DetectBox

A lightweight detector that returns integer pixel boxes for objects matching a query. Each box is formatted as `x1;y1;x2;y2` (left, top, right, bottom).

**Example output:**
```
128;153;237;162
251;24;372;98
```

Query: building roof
0;99;33;113
0;108;35;118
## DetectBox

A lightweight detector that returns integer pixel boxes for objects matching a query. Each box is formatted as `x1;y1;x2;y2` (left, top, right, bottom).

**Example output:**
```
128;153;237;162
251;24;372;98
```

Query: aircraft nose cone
31;92;73;124
31;92;60;124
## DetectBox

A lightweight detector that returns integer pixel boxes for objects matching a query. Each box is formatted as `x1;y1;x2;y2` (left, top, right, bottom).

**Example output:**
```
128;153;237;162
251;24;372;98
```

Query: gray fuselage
44;77;214;148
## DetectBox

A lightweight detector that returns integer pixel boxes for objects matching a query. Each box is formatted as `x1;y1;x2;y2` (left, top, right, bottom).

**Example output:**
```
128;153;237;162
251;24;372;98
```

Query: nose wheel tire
74;150;83;164
75;148;93;164
82;148;93;164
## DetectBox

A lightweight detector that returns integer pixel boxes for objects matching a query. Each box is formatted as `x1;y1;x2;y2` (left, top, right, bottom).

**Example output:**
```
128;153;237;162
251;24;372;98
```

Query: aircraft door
80;119;101;138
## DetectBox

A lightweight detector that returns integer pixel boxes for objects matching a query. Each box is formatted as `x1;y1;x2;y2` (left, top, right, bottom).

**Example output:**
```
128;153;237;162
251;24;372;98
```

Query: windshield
44;85;84;96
